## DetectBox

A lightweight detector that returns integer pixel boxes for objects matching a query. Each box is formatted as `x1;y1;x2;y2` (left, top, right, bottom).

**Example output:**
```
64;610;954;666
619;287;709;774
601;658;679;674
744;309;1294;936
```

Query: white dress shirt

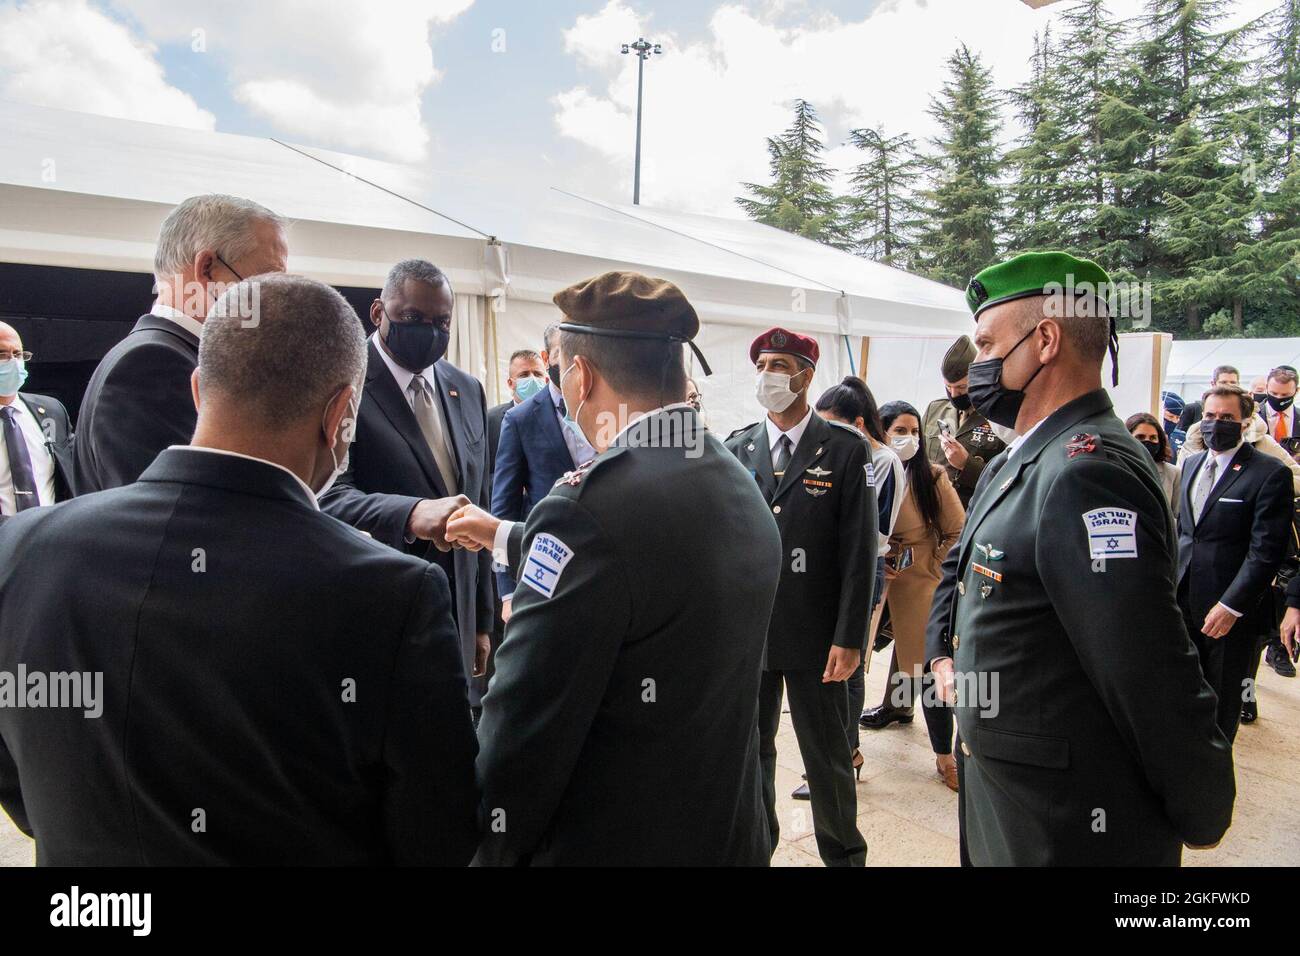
1189;442;1245;617
151;301;204;340
548;381;596;466
0;397;57;515
171;445;319;509
1005;418;1046;459
766;406;813;469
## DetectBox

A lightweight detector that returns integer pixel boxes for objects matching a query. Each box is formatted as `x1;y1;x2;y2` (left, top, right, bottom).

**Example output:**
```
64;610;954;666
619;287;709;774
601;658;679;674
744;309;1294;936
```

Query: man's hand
500;597;512;624
1282;607;1300;659
823;646;861;683
1201;603;1238;640
940;433;969;469
407;495;470;551
473;632;490;678
445;503;502;553
932;656;956;706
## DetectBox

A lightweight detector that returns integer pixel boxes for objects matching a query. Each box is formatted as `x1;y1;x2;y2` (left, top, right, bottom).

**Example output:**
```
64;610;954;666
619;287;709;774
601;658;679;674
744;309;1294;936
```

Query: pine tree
736;100;850;249
912;45;1004;287
844;126;925;267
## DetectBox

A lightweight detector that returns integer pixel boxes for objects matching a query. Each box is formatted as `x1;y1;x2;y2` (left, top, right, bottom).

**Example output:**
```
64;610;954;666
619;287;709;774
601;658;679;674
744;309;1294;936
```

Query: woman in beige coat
859;401;965;789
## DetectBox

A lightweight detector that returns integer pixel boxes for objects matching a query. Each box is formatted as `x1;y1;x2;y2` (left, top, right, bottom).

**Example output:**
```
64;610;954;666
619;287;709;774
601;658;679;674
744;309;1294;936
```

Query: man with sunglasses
74;194;287;493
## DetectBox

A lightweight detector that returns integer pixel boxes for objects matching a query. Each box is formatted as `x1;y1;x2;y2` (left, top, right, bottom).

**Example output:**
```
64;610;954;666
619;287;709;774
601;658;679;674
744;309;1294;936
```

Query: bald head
198;274;365;429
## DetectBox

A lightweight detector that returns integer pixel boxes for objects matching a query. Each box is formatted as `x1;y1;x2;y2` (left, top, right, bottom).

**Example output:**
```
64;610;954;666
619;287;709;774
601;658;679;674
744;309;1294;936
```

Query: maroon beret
749;327;819;367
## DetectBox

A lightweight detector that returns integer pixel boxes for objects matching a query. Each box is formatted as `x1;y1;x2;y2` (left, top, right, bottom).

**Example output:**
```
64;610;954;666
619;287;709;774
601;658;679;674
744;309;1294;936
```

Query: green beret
965;252;1112;318
941;335;976;383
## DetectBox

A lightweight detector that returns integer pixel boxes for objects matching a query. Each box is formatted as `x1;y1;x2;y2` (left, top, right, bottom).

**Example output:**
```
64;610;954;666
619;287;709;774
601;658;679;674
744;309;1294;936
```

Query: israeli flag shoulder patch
1082;507;1138;560
521;532;575;599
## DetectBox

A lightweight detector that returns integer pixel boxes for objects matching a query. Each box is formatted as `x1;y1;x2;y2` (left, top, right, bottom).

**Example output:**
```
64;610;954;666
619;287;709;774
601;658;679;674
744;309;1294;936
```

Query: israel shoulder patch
521;532;576;599
1081;508;1138;560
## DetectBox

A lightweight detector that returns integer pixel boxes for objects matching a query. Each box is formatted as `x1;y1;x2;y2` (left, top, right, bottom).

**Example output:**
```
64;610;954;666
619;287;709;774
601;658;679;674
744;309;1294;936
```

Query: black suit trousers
758;668;866;867
1188;617;1260;744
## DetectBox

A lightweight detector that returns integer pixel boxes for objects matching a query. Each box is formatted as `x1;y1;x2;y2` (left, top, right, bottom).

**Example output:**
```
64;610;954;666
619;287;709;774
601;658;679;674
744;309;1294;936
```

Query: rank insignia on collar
806;466;832;477
975;542;1004;561
747;443;755;452
555;459;595;487
1066;432;1098;459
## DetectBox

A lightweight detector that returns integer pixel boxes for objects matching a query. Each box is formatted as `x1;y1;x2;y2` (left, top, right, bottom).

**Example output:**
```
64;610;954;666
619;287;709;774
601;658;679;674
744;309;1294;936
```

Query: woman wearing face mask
1126;412;1181;514
813;376;904;785
860;401;965;790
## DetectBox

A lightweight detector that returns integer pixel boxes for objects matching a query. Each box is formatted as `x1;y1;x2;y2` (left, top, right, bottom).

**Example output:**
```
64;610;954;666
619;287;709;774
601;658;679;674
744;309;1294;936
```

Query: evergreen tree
912;45;1004;287
736;100;850;248
844;126;925;267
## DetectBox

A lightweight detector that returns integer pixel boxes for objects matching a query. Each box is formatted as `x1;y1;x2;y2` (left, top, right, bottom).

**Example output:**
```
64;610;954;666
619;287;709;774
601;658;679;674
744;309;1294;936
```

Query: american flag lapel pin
449;389;459;398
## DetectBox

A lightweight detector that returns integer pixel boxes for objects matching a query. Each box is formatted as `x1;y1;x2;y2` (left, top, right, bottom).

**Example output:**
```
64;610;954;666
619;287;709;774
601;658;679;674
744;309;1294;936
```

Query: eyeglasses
0;350;32;362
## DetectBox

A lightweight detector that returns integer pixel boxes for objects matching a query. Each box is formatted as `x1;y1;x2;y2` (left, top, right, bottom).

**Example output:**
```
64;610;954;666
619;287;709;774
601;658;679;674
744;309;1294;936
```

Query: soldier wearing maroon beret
448;271;782;865
726;326;877;867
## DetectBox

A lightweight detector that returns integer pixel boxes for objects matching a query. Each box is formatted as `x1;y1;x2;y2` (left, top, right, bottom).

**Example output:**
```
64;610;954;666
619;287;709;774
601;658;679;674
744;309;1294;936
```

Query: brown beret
941;335;976;383
553;271;699;342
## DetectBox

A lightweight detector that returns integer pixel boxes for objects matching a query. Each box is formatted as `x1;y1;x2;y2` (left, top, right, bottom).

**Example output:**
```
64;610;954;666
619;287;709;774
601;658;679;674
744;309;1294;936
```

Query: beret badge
771;330;787;348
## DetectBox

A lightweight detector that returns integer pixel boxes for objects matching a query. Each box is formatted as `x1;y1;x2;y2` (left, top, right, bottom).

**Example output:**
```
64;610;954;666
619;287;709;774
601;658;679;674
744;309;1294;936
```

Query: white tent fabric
1164;338;1300;399
0;99;971;432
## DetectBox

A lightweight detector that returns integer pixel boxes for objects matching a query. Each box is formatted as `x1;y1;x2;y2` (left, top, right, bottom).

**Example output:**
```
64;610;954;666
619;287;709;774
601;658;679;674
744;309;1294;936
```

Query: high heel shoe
852;749;864;781
792;751;864;800
859;705;914;729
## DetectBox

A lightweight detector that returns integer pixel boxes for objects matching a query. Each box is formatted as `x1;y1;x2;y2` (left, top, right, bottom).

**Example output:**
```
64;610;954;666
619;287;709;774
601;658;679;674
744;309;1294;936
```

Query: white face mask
891;434;920;462
316;393;358;499
756;370;804;413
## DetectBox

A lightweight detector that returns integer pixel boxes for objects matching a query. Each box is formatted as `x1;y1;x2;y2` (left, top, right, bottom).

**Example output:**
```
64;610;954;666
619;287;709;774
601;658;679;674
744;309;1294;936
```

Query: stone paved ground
2;642;1296;867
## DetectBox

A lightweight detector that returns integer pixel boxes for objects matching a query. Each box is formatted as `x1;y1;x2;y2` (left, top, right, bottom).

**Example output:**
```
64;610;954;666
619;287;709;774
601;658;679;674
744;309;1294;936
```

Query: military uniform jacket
947;389;1234;865
726;412;877;671
922;398;1006;506
475;406;781;866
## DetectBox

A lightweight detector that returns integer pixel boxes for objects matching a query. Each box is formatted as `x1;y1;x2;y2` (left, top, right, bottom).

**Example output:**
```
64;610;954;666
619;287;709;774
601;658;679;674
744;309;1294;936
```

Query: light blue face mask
514;375;545;403
559;360;591;446
0;358;28;397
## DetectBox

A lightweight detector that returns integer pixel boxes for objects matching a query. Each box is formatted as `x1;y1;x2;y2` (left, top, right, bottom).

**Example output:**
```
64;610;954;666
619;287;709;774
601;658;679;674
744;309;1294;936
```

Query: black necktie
1;405;39;513
556;394;566;418
774;434;792;478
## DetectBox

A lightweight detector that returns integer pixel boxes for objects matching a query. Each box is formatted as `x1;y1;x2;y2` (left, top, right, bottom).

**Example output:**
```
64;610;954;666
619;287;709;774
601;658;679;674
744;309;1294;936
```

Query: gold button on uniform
958;581;965;596
952;634;960;650
961;741;971;757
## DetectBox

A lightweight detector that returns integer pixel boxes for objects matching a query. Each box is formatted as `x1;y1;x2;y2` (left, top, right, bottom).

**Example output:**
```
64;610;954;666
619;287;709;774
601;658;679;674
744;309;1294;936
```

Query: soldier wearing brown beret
446;270;782;865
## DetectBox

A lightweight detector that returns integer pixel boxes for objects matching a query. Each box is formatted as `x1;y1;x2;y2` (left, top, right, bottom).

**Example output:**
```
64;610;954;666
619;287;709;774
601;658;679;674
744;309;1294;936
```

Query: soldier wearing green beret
931;251;1235;865
921;335;1010;509
443;271;782;865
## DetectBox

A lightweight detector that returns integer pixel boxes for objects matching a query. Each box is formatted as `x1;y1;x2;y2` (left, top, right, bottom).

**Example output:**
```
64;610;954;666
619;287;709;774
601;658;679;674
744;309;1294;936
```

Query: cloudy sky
0;0;1280;217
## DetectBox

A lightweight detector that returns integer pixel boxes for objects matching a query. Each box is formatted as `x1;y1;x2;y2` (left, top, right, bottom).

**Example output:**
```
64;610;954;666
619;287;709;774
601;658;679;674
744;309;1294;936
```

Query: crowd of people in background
0;193;1288;867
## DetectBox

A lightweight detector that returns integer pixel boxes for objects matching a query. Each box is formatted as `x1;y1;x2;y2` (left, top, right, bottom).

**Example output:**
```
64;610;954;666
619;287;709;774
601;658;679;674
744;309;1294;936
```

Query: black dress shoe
792;782;811;800
1265;643;1297;678
859;705;914;729
1241;700;1258;724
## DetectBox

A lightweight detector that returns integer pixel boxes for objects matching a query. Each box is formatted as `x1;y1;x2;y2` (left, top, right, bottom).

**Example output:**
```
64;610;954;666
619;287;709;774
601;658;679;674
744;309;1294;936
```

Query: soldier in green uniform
444;271;782;866
931;252;1235;865
921;335;1010;509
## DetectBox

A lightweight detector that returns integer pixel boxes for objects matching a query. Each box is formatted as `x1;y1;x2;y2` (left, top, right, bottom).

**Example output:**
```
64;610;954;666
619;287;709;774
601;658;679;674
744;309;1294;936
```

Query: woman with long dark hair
813;377;904;788
1126;411;1180;512
860;400;965;790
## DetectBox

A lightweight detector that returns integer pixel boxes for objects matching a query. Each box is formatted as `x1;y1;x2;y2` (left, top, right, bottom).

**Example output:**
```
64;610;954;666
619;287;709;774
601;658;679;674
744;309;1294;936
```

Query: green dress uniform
946;389;1235;865
922;398;1006;509
474;405;781;866
727;410;877;866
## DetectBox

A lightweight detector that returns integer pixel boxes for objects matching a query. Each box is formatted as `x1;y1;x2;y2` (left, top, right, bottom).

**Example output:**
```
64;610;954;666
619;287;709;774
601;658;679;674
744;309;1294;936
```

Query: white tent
1164;337;1300;400
0;99;971;433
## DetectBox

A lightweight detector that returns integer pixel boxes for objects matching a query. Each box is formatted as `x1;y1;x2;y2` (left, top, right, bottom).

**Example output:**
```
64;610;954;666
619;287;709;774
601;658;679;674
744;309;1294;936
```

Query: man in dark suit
491;325;596;622
1177;384;1293;742
447;271;780;866
73;194;288;493
1257;366;1300;454
933;251;1234;865
0;274;478;865
726;328;877;868
0;322;73;523
487;348;546;466
320;259;494;701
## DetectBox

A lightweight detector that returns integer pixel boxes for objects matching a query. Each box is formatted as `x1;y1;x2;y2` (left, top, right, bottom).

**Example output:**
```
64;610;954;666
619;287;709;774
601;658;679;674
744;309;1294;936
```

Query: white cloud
109;0;475;161
554;0;1280;216
0;0;213;129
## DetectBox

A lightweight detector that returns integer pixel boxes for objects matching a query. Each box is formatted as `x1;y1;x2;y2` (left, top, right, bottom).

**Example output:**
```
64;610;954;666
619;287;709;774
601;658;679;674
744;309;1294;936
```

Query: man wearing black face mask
1258;366;1300;455
922;335;1008;509
1176;386;1293;742
321;259;495;707
931;251;1234;866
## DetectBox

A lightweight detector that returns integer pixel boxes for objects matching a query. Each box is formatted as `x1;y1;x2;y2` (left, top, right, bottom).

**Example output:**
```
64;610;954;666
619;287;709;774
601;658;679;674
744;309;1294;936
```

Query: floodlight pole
621;37;661;205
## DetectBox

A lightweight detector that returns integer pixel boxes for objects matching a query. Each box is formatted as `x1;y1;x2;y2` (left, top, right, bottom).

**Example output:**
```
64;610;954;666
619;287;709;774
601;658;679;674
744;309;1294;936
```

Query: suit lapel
1183;451;1206;522
1199;444;1253;523
432;362;466;487
954;408;978;440
537;389;576;467
364;342;447;497
772;414;829;504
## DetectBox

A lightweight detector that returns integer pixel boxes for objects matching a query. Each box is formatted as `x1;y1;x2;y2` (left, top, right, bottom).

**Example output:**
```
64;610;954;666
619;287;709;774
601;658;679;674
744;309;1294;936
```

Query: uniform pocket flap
975;725;1069;769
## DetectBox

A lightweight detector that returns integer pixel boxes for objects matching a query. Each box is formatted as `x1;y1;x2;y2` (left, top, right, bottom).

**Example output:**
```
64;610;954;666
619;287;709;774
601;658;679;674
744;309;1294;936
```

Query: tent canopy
1163;337;1300;398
